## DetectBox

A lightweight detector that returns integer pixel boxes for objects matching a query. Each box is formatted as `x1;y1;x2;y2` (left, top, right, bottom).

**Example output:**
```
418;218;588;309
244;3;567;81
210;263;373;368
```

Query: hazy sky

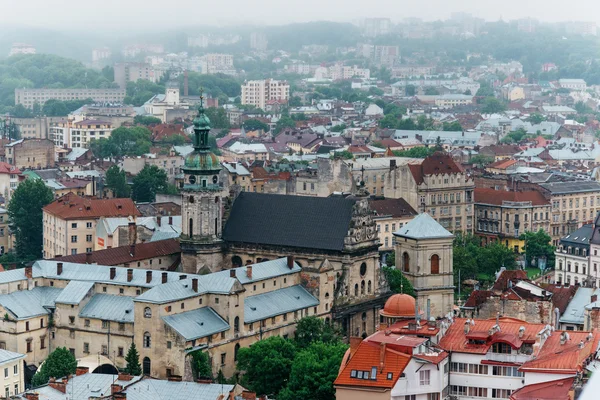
1;0;598;30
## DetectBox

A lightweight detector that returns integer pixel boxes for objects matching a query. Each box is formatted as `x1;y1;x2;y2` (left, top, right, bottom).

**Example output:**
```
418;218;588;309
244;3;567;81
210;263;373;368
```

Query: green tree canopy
470;154;494;166
392;147;436;158
275;116;296;134
442;121;463;131
90;126;152;159
204;107;230;129
133;115;162;126
190;350;212;380
132;165;169;203
294;316;340;349
278;342;348;400
382;265;416;297
124;79;165;106
236;336;297;396
481;97;506;114
31;347;77;387
105;165;131;198
501;128;529;144
520;229;555;269
243;119;270;132
8;178;54;260
124;343;141;376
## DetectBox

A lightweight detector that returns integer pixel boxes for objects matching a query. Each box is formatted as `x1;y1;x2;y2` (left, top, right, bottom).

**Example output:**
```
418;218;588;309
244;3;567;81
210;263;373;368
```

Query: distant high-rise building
250;32;268;51
8;43;35;57
241;79;289;110
363;18;392;37
114;62;163;89
14;88;126;109
92;47;112;63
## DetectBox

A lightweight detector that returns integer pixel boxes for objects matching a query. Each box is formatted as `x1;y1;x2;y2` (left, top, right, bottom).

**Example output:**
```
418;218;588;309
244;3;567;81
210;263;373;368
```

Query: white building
92;47;111;63
241;79;290;110
14;88;125;109
0;349;25;397
559;79;587;91
8;43;35;57
250;32;268;51
555;224;592;287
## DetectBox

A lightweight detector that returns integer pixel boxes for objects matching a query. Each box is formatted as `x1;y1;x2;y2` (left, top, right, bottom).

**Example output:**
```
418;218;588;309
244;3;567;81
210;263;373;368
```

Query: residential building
433;94;474;109
221;142;269;162
393;213;455;318
8;43;35;57
359;45;400;67
42;193;141;258
555;224;592;287
241;79;290;110
0;163;21;204
474;188;551;252
92;47;111;63
5;139;55;169
93;216;181;251
14;89;126;109
538;181;600;244
121;153;184;183
363;18;393;37
9;116;60;139
49;119;113;148
249;32;268;51
0;208;10;255
114;62;162;89
558;78;587;91
387;152;475;233
199;53;235;75
369;198;417;251
0;350;25;398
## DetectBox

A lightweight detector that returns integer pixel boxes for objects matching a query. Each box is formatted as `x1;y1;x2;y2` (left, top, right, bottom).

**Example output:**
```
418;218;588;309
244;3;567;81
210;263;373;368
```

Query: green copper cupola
182;93;222;191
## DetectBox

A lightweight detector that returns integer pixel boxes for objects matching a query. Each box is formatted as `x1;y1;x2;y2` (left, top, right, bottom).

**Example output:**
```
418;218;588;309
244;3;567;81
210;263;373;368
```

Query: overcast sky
1;0;598;30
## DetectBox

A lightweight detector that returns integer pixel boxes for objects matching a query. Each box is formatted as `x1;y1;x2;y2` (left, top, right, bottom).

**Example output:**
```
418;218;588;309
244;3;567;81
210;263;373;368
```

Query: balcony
485;352;532;364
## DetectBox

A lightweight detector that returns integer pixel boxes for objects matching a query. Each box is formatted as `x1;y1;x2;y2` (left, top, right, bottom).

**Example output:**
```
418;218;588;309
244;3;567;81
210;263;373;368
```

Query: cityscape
1;3;600;400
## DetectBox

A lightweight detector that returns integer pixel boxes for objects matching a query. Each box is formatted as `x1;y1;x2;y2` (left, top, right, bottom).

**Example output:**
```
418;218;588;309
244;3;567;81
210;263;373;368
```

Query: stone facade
5;139;55;169
463;297;553;324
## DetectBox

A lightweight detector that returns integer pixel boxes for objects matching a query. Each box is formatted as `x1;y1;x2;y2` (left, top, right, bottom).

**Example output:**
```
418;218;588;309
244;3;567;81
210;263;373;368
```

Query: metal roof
0;268;27;284
162;307;230;341
559;287;600;325
79;294;134;323
134;278;210;304
0;287;62;320
212;257;301;285
244;285;319;324
123;379;234;400
540;181;600;194
55;280;94;305
393;213;453;240
0;349;25;365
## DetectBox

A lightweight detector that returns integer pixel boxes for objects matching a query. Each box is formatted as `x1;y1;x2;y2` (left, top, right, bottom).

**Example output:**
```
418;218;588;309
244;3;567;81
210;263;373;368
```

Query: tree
134;115;162;126
124;343;142;376
520;229;555;269
442;121;463;131
105;165;131;198
379;114;400;129
330;150;354;160
204;107;230;129
294;316;339;349
526;113;545;124
190;350;212;380
90;126;152;159
481;97;506;114
330;124;346;133
392;147;436;158
382;266;416;297
405;85;416;96
470;154;494;166
501;128;528;144
274;116;296;134
424;87;440;95
278;342;348;400
243;119;270;133
132;165;168;203
236;336;296;396
8;178;54;260
31;347;77;387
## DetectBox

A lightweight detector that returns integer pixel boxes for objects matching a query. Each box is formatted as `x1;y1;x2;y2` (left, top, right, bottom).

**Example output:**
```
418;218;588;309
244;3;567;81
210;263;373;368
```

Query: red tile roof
0;162;20;175
54;239;181;266
464;290;493;308
492;269;529;291
369;198;418;219
475;188;549;207
520;330;600;374
43;193;141;220
487;159;517;170
334;340;411;389
510;377;575;400
378;139;402;148
439;317;546;354
543;284;578;315
409;152;463;184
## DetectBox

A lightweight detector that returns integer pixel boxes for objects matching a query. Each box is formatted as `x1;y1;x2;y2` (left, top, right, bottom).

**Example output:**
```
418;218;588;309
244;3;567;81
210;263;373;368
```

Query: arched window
234;343;240;361
143;357;151;375
575;263;579;274
368;280;372;294
559;261;563;271
360;263;367;276
431;254;440;274
231;256;242;268
568;263;572;272
188;218;194;237
402;252;410;273
144;307;152;318
360;280;365;295
361;312;367;321
354;284;359;296
234;316;240;333
143;332;151;348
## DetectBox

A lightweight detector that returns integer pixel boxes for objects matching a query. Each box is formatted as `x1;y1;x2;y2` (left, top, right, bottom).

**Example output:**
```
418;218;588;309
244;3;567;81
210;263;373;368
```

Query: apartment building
369;198;417;251
5;139;55;169
0;350;25;398
42;194;141;258
114;62;162;89
434;94;474;109
14;89;125;109
554;224;592;287
387;152;475;233
49;119;113;148
475;188;551;252
0;163;21;204
0;208;11;255
120;153;184;184
241;79;290;110
538;181;600;245
249;32;268;51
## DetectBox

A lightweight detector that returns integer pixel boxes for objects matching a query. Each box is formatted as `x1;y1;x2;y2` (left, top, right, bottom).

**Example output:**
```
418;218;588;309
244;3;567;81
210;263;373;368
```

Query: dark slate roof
540;181;600;194
560;224;593;250
223;192;355;251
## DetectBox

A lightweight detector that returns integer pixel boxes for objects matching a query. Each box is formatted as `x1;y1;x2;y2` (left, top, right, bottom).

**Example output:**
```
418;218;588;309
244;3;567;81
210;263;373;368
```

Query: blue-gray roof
162;307;229;341
393;213;453;240
212;257;301;285
135;278;212;304
23;373;143;400
124;379;234;400
560;287;600;325
0;268;27;284
244;285;319;324
55;280;94;305
0;349;25;365
79;294;135;323
0;287;62;320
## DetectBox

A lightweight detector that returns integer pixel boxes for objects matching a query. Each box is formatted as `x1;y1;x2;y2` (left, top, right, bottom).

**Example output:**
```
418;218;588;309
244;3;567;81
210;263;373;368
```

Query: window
86;222;92;228
71;223;78;229
71;235;77;243
13;365;17;375
419;370;430;385
402;252;410;272
86;234;92;242
26;341;32;353
144;307;152;318
4;368;8;378
119;323;125;331
83;342;89;353
101;345;108;355
144;332;151;348
84;319;90;327
220;353;226;365
40;336;45;349
118;347;124;357
431;254;440;274
102;320;108;329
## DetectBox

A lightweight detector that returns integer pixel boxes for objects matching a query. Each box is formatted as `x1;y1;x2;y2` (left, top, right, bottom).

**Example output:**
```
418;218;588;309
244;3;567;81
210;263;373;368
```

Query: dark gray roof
244;285;319;323
162;307;229;341
540;181;600;194
223;192;355;251
560;224;593;247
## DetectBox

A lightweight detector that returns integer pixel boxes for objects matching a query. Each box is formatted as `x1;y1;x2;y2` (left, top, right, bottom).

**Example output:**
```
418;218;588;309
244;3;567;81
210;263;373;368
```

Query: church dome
194;112;211;130
380;294;416;318
184;152;220;171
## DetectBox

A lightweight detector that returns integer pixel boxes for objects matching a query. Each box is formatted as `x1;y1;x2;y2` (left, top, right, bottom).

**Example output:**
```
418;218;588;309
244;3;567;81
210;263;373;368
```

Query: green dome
194;108;211;130
184;152;220;171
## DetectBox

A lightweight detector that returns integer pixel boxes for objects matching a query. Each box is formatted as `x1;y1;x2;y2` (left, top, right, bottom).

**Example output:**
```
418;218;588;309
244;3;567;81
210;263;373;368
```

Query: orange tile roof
0;162;20;175
334;340;411;389
510;377;575;400
487;159;517;170
439;317;546;354
43;193;142;220
520;330;600;374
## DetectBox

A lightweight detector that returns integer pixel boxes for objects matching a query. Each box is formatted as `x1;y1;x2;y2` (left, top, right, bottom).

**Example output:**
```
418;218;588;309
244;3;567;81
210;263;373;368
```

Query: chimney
130;244;135;256
110;267;116;280
415;299;420;324
168;216;173;225
127;269;133;282
379;342;386;371
25;265;32;279
246;265;252;279
111;384;123;394
287;255;294;269
162;272;168;284
49;380;66;394
426;299;431;322
75;366;89;376
57;262;63;276
128;221;137;246
85;251;92;264
156;216;162;227
464;320;471;335
113;393;127;400
349;337;362;355
146;271;152;284
192;278;198;293
230;269;236;278
24;394;39;400
117;373;133;381
379;322;388;331
592;295;598;303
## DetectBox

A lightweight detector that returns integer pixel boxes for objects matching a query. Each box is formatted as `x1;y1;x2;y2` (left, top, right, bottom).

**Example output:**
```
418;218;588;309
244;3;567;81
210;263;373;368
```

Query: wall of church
463;298;553;325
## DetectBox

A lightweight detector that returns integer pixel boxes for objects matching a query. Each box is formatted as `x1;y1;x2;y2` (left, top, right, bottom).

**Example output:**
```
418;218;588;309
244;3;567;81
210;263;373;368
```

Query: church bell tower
180;94;224;273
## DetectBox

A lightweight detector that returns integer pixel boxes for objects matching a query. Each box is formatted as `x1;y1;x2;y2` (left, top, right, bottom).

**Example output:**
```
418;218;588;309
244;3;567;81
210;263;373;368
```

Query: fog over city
1;0;599;30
